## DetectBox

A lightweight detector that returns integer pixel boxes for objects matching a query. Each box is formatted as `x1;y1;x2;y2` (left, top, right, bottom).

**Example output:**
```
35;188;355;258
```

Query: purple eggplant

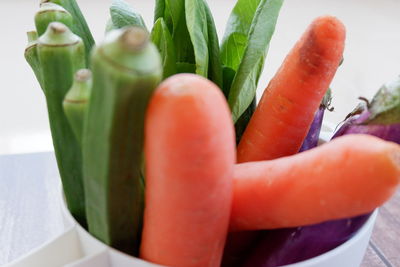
244;215;370;267
241;76;400;267
332;78;400;141
300;89;332;151
222;90;333;267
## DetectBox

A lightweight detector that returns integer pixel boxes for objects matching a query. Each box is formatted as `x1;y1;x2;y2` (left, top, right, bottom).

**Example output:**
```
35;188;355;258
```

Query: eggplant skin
299;106;325;152
243;214;370;267
333;110;400;143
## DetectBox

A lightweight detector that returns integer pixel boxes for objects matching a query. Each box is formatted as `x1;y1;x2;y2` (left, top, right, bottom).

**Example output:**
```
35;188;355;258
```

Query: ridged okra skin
83;27;162;255
37;22;86;226
24;31;43;89
41;0;95;64
35;3;74;36
63;69;92;144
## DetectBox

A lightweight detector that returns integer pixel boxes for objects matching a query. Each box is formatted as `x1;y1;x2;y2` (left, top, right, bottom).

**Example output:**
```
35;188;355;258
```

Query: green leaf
367;76;400;124
154;0;166;23
176;62;196;73
110;0;147;30
228;0;283;122
235;97;256;144
157;0;194;63
151;18;177;79
203;0;223;89
185;0;209;77
221;0;261;72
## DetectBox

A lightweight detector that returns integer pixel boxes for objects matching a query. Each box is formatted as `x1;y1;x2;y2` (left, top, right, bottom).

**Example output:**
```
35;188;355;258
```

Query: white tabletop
1;0;400;264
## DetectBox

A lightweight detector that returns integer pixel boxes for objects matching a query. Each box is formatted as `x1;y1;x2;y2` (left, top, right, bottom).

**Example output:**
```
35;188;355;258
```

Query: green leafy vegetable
154;0;166;23
203;0;223;89
151;18;177;79
228;0;283;122
221;0;261;72
185;0;209;77
110;0;147;30
367;77;400;124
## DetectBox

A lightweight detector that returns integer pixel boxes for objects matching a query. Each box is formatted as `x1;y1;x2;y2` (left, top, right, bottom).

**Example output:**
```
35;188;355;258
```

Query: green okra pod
41;0;95;64
63;69;92;144
37;22;86;226
24;31;43;89
35;3;74;36
83;27;162;255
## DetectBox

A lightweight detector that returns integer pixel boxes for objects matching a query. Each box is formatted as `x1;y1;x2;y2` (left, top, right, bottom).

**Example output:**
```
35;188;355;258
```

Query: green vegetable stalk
41;0;95;64
235;97;256;144
24;31;43;89
35;2;73;36
63;69;92;144
83;27;162;255
37;22;86;226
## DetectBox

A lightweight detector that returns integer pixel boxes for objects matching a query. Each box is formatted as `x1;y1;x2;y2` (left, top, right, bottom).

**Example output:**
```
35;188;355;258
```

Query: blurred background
1;0;400;154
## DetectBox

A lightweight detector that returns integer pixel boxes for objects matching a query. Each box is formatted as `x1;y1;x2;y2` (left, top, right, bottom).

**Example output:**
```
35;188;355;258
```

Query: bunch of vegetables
24;0;400;266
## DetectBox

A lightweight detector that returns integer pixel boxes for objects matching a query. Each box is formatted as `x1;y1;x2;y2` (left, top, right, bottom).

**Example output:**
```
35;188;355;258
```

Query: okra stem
40;0;95;64
24;31;43;89
83;27;162;255
38;22;86;226
35;3;73;36
63;69;92;144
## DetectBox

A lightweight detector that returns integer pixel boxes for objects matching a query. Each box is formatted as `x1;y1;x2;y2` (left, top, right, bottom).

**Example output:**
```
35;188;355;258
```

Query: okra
37;22;86;226
35;3;73;36
24;31;43;89
83;27;162;255
41;0;95;64
63;69;92;144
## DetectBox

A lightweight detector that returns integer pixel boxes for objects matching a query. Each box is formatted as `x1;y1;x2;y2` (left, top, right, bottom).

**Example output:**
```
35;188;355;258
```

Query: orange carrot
231;134;400;231
237;16;345;162
140;74;236;267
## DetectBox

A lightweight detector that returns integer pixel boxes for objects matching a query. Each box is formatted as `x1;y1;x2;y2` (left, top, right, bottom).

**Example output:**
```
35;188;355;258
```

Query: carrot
140;74;236;267
237;16;345;162
231;134;400;231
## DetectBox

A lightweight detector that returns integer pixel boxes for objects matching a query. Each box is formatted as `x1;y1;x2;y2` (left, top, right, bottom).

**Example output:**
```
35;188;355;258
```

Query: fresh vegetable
221;230;263;267
140;74;235;267
41;0;94;64
83;27;162;255
35;2;73;36
235;98;256;144
107;0;147;31
333;76;400;142
231;134;400;231
37;22;86;226
243;214;371;267
237;16;345;162
158;0;195;72
63;69;92;144
203;0;223;89
152;0;222;88
300;89;332;151
227;0;283;122
150;18;177;79
24;31;43;89
244;77;400;266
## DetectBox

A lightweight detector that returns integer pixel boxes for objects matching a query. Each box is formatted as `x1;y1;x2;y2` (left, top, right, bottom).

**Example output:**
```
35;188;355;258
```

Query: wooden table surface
361;189;400;266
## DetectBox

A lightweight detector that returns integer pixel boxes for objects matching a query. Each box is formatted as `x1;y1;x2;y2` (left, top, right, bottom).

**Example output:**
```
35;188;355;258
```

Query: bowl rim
280;210;378;267
59;185;378;267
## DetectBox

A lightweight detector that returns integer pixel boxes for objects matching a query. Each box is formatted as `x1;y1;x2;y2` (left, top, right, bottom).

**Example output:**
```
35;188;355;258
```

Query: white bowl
6;180;377;267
